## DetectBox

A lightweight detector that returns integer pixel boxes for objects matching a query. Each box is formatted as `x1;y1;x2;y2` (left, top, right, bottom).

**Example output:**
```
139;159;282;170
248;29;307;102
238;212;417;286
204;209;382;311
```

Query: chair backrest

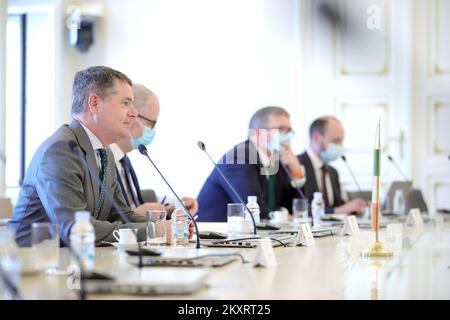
0;197;13;219
141;189;158;203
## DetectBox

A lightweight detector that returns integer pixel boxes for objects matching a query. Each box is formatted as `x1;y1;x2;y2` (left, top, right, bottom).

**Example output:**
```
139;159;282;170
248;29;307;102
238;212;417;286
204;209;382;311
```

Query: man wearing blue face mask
298;116;366;215
197;106;306;222
109;84;198;218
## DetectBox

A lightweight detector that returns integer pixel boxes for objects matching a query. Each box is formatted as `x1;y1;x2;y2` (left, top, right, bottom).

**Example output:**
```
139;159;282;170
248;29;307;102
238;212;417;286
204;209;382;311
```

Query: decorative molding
337;99;389;152
432;179;450;213
428;98;450;155
336;0;390;76
430;0;450;76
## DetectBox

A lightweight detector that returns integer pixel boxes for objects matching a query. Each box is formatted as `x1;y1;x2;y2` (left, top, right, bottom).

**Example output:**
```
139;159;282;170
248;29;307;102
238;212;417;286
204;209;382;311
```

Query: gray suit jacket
9;119;147;247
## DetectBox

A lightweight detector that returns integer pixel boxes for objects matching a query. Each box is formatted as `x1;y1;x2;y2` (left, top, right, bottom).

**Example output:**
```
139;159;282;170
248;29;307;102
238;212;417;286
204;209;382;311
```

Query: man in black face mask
298;116;366;215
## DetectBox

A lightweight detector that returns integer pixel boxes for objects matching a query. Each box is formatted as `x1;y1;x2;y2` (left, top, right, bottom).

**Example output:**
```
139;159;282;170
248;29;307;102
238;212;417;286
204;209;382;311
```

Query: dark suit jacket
9;119;147;247
297;151;345;213
197;140;297;222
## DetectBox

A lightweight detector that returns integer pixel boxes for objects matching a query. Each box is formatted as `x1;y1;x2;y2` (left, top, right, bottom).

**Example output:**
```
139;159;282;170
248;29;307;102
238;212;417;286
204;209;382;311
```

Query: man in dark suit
109;84;198;216
298;116;366;214
9;66;147;246
197;106;305;222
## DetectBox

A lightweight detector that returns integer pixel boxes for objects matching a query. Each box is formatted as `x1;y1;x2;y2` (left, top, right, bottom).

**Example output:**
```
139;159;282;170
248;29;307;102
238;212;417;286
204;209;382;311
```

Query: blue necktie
120;155;139;207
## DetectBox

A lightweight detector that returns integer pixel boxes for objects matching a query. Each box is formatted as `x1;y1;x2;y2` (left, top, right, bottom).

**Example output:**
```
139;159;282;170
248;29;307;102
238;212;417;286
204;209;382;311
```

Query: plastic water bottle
246;196;260;224
172;209;189;247
311;192;325;225
393;189;405;215
70;211;95;271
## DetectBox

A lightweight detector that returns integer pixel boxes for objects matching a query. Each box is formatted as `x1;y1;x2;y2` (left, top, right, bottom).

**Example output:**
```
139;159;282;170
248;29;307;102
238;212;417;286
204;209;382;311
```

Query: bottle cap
313;192;323;199
247;196;257;204
75;211;90;222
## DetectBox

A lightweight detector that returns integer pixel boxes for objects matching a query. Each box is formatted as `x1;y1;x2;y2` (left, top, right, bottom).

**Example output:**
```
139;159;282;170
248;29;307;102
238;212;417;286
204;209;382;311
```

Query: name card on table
406;208;424;228
253;237;277;267
295;223;316;247
340;215;360;236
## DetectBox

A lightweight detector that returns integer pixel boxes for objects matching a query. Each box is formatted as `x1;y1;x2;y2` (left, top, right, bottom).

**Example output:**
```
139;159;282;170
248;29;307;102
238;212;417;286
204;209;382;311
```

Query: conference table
15;216;450;300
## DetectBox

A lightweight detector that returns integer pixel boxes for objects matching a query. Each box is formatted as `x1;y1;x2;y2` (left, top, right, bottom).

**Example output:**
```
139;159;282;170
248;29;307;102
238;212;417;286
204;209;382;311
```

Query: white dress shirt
306;146;334;206
79;121;104;170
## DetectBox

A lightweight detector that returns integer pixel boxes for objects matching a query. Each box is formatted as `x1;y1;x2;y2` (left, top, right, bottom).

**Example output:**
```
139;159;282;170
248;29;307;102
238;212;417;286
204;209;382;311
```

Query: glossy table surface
15;216;450;300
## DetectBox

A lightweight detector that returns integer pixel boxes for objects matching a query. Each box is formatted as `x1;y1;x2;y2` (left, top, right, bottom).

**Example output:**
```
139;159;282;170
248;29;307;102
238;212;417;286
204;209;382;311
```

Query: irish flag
371;120;381;231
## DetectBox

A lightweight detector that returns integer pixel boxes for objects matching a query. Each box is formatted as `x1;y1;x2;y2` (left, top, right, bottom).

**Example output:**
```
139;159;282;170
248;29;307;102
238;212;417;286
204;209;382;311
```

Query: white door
300;0;413;200
412;0;450;214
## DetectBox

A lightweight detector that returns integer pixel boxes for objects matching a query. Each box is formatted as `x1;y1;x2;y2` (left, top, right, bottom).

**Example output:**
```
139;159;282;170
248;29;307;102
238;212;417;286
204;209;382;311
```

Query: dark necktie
321;165;330;208
96;148;108;216
120;155;139;207
267;174;276;211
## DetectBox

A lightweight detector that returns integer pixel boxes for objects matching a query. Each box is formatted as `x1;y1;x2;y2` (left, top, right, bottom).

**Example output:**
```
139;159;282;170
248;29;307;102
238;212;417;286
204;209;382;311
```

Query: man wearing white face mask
298;116;366;215
109;84;198;217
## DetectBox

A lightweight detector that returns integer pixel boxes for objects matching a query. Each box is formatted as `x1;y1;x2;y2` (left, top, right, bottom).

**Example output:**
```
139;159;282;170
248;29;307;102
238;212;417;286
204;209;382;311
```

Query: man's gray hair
132;84;158;113
248;106;290;129
71;66;132;115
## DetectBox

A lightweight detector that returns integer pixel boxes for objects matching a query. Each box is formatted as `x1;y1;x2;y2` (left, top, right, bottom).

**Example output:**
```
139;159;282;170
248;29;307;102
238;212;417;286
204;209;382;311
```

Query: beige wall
0;1;7;196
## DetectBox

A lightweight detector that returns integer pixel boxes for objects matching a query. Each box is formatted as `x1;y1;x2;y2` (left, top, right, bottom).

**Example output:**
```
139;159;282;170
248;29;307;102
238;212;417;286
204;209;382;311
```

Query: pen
160;195;167;204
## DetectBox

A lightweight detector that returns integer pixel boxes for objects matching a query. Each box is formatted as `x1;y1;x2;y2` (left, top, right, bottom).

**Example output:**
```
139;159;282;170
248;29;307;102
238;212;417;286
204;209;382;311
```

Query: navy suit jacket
197;140;297;222
297;151;345;213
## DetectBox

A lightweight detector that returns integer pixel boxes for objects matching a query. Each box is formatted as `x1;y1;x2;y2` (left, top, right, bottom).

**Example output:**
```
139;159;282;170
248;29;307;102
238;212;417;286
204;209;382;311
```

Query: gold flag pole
366;119;393;257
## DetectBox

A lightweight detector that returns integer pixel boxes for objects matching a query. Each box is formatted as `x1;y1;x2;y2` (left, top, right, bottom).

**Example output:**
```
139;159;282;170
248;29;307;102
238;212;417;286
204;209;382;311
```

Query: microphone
137;144;201;248
69;141;144;267
197;141;257;235
341;155;370;216
340;155;364;198
387;155;409;182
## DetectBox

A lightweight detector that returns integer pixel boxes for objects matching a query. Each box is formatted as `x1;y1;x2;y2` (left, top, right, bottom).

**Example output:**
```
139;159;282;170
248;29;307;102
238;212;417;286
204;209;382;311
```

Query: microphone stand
341;155;370;218
387;155;409;182
138;144;201;249
197;141;257;235
275;154;311;225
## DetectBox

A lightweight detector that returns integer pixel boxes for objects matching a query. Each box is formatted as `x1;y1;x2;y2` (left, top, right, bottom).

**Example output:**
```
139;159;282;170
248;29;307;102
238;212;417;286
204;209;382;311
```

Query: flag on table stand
371;121;381;233
365;119;393;257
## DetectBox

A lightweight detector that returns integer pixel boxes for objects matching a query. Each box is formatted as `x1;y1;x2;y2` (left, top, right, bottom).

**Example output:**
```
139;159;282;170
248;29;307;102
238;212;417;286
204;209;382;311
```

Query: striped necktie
96;148;108;216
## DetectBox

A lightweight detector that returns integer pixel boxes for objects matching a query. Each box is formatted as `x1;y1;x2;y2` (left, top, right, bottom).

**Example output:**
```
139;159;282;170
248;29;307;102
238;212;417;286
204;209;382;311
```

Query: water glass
146;210;167;246
227;203;245;233
292;198;309;226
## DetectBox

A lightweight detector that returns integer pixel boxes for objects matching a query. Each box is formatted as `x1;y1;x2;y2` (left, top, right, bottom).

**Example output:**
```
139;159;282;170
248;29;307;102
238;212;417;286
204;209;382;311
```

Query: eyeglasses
262;126;294;135
137;114;156;129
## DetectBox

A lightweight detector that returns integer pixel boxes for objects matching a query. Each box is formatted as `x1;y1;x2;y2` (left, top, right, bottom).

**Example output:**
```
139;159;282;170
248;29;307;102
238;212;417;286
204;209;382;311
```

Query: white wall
60;0;304;200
